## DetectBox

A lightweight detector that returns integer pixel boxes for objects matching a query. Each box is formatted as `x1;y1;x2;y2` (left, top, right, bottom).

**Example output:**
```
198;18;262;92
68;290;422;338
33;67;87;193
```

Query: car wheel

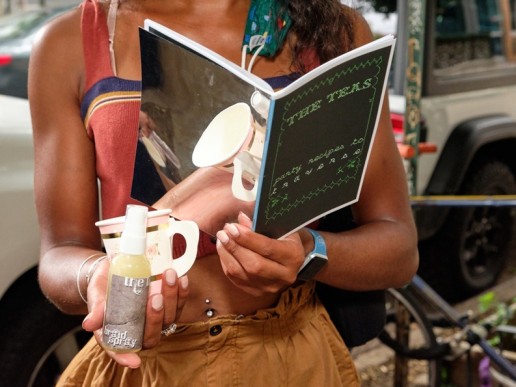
435;161;516;300
0;271;90;387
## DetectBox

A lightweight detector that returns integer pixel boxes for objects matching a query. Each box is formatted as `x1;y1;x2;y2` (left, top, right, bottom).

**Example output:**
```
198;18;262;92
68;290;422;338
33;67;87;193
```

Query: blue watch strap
297;228;328;281
305;228;327;256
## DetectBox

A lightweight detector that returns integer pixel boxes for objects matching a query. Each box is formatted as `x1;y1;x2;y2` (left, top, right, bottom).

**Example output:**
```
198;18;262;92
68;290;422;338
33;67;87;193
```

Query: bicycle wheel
379;287;444;387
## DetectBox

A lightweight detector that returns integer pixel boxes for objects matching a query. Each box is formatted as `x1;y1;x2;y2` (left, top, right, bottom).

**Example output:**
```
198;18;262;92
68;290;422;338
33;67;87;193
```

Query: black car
0;6;71;98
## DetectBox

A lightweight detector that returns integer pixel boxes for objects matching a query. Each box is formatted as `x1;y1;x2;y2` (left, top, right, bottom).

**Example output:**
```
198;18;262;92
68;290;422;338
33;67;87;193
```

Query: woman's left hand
215;212;305;296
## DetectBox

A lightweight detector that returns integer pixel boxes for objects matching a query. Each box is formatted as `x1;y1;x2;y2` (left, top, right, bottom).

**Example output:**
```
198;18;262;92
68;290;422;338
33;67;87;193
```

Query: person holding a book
29;0;418;385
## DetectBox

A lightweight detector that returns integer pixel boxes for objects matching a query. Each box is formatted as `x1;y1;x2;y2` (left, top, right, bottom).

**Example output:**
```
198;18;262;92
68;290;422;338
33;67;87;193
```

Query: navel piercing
204;298;215;317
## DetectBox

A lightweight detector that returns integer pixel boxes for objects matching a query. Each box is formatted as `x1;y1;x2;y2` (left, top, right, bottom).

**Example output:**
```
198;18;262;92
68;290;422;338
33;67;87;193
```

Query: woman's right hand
81;260;189;368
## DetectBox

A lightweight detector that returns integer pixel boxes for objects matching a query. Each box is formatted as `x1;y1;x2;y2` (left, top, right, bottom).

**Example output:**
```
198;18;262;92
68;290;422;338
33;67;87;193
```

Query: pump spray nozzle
120;205;148;255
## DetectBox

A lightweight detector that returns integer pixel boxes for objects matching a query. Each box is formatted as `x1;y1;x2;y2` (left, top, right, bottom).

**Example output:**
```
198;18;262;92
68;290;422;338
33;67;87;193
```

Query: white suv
388;0;516;301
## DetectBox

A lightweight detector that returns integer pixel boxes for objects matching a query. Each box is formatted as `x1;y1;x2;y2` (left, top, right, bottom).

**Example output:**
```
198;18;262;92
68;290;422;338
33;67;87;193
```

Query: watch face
297;253;328;281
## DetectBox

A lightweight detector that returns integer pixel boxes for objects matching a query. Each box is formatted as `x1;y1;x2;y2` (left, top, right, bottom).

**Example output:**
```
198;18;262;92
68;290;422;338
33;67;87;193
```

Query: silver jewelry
161;323;177;336
86;255;107;284
76;253;105;304
204;298;215;317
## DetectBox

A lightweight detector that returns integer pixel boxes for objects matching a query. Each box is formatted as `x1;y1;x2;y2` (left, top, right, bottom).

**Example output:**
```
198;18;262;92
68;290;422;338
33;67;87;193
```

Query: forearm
311;219;418;291
38;245;105;315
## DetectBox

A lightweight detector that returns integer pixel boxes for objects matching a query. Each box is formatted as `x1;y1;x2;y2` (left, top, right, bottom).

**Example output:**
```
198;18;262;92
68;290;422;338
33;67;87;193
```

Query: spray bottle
103;204;151;353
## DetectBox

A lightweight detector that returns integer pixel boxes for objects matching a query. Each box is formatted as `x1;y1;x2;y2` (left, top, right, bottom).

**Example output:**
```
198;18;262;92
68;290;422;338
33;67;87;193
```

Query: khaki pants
58;281;359;386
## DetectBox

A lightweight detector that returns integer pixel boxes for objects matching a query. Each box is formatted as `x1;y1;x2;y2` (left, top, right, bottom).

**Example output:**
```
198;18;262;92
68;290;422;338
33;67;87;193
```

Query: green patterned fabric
242;0;292;57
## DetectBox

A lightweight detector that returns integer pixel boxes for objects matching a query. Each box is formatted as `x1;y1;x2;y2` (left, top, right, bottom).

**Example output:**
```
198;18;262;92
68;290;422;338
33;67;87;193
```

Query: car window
433;0;507;74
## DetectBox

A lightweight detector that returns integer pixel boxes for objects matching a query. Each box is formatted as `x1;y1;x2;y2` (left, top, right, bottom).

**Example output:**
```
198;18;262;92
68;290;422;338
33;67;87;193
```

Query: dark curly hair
288;0;356;73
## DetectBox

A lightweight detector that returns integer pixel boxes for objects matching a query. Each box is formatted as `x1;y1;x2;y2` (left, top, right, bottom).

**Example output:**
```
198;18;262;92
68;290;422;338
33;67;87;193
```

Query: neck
120;0;251;13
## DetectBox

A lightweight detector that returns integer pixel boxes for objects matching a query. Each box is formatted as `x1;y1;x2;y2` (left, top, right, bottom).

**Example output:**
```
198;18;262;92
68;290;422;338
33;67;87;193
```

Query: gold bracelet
76;253;105;303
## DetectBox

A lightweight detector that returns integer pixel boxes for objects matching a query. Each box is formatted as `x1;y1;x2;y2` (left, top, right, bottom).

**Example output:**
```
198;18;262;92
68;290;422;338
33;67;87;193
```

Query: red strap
81;0;114;91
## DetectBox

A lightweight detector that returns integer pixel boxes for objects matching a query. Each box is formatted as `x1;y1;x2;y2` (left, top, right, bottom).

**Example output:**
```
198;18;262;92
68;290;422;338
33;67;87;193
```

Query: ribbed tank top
79;0;307;257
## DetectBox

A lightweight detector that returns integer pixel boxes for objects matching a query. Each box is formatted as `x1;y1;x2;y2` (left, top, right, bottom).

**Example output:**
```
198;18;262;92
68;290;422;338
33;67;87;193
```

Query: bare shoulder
340;4;375;48
32;6;82;57
29;6;84;97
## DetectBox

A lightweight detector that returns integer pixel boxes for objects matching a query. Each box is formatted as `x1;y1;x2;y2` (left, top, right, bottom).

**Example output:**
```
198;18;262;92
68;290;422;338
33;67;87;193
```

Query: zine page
132;28;264;236
132;22;395;238
254;45;393;238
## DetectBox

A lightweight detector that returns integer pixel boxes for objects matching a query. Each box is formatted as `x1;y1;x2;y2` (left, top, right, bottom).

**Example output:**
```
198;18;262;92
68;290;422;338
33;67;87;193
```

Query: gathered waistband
158;280;318;343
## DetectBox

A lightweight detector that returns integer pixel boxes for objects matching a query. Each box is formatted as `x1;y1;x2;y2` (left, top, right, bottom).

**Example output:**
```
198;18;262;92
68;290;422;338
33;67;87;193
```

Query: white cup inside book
95;209;199;280
192;102;265;201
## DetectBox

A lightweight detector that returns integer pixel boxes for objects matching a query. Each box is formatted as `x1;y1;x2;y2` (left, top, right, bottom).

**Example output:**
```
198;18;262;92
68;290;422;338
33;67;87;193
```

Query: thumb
82;259;109;332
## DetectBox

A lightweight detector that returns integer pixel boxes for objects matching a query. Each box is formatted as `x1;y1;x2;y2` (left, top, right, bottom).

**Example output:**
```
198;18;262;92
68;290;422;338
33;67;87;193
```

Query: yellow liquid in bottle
103;253;151;353
109;253;151;278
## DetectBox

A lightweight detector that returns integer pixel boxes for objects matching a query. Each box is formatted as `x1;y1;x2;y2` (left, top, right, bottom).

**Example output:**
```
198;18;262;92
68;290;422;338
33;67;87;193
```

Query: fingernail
151;294;164;311
165;269;177;286
239;211;251;222
82;314;90;329
217;230;229;244
226;223;240;237
180;275;189;290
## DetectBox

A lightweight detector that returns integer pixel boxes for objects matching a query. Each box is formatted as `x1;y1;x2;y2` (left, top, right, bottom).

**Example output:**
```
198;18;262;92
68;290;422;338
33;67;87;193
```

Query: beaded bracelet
76;253;105;303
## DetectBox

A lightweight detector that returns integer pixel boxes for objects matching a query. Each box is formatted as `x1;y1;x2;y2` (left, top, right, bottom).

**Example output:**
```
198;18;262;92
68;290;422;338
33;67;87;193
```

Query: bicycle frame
379;196;516;385
409;274;516;381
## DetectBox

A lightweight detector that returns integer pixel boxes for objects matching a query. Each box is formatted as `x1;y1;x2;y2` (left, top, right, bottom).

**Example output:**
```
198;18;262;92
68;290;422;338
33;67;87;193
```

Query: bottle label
103;274;149;351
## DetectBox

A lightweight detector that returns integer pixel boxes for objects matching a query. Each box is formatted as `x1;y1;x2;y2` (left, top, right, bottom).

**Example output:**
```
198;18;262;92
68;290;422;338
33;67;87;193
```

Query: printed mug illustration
95;209;199;280
192;92;269;201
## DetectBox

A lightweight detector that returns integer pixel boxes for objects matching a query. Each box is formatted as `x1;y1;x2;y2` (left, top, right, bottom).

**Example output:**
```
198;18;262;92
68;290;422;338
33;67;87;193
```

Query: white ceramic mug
95;209;199;279
191;102;265;201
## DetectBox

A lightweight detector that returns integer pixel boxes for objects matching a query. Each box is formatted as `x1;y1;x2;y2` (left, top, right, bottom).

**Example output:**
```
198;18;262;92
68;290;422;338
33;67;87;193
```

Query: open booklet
131;19;395;239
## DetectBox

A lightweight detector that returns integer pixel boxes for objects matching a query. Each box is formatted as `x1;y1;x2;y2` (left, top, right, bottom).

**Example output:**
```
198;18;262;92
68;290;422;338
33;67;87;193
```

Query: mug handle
166;218;199;277
232;151;260;201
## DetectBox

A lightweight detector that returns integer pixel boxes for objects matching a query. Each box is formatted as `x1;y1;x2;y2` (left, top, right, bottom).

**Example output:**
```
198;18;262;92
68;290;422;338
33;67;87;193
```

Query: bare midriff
177;253;281;322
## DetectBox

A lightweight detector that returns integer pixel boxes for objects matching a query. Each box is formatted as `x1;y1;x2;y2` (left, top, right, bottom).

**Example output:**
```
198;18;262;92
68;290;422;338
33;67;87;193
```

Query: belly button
209;325;222;336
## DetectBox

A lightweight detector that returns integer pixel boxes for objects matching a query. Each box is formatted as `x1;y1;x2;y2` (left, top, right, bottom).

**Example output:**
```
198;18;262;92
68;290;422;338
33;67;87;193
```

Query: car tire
0;270;90;387
422;160;516;301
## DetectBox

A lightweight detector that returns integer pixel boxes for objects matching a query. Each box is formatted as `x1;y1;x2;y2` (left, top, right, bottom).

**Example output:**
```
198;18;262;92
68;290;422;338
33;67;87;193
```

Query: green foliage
477;293;516;348
478;291;497;314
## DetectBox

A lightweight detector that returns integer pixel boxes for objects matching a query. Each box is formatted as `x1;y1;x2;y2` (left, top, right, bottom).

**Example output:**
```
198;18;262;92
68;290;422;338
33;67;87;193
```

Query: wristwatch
297;228;328;281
